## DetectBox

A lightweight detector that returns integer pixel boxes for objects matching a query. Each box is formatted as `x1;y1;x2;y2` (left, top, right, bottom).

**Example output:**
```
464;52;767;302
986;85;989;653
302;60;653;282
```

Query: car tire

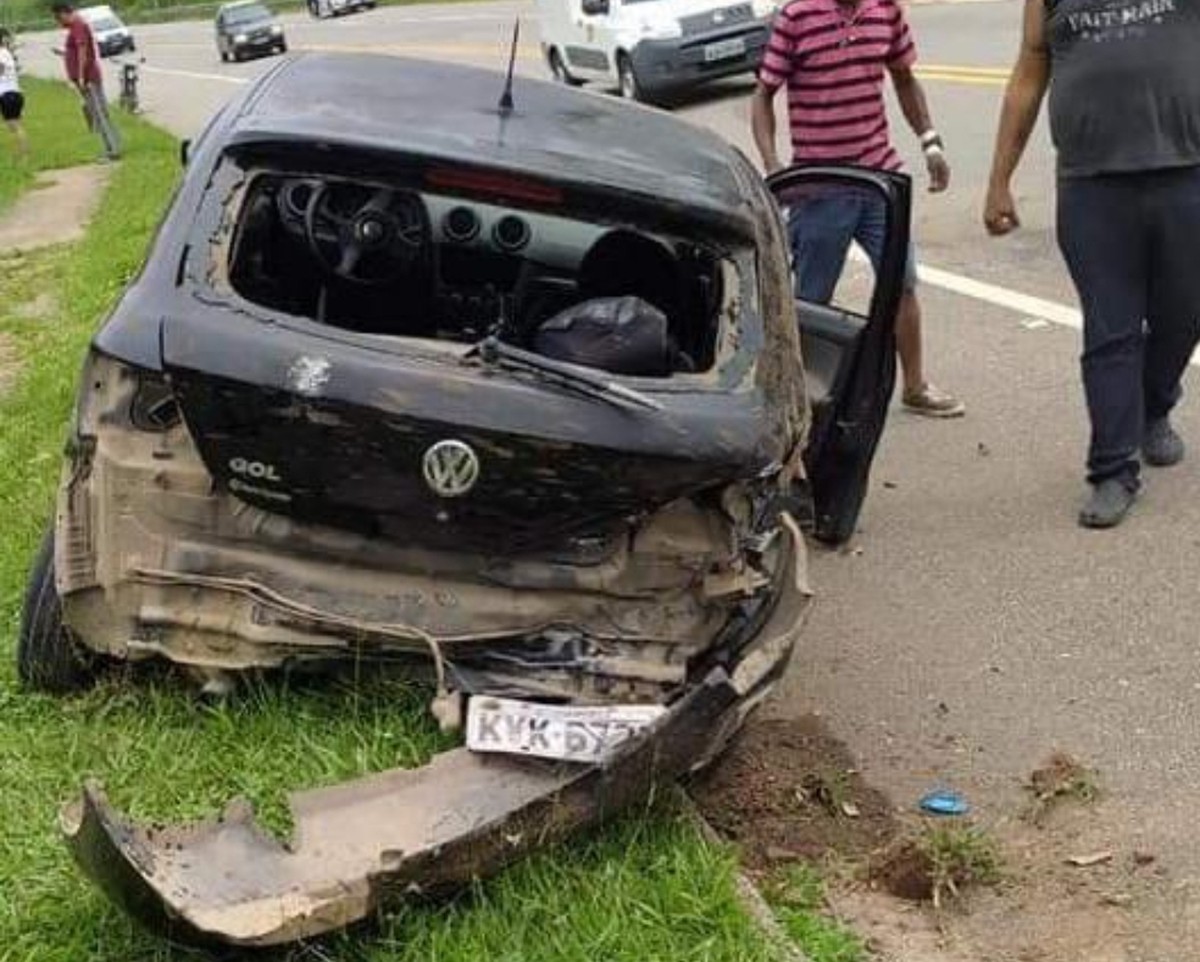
17;528;97;694
278;42;288;54
220;48;229;62
232;48;244;62
616;53;644;102
549;48;582;87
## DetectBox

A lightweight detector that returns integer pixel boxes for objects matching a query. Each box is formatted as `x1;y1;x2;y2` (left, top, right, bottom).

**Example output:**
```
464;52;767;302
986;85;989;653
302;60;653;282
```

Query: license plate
704;37;746;62
467;696;667;763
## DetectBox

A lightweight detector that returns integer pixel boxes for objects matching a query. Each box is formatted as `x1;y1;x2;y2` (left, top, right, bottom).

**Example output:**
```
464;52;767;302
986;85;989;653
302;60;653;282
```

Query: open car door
766;166;912;546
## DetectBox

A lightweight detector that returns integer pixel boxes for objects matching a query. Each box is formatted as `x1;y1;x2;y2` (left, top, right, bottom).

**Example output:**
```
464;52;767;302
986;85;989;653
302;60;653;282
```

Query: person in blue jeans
788;190;963;417
987;0;1200;528
752;0;964;420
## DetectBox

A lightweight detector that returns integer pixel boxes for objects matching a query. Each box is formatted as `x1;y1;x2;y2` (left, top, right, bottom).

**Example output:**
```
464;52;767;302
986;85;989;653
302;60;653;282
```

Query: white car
308;0;376;18
535;0;776;104
79;4;135;57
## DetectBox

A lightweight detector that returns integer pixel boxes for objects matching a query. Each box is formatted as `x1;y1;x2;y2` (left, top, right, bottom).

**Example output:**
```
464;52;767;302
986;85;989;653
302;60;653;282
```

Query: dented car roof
227;53;757;227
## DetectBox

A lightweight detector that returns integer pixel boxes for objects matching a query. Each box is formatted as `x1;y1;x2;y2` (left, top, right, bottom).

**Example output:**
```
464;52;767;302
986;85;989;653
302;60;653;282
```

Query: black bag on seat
533;296;689;377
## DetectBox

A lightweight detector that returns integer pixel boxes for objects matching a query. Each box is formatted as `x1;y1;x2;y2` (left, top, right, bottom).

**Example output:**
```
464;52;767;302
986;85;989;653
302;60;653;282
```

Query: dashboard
265;176;609;338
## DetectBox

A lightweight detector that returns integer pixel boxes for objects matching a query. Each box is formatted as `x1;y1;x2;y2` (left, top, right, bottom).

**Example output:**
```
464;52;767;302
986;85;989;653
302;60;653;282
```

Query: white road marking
369;12;522;21
846;245;1081;330
141;65;250;84
918;263;1083;330
857;246;1200;366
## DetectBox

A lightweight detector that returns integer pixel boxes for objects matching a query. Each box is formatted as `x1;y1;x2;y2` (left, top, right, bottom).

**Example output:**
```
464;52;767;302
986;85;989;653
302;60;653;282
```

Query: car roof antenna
498;18;520;115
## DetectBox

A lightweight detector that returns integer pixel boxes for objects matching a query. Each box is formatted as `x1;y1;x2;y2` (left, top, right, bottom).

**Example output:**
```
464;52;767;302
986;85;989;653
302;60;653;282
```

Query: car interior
227;172;732;377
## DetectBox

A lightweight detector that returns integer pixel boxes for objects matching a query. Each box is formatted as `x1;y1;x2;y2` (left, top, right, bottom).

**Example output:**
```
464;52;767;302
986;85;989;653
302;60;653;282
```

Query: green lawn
4;0;482;31
0;80;789;962
0;77;111;215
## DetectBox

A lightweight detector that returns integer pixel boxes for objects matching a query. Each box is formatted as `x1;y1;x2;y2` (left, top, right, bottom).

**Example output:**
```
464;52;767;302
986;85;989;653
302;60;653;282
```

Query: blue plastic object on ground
920;790;970;816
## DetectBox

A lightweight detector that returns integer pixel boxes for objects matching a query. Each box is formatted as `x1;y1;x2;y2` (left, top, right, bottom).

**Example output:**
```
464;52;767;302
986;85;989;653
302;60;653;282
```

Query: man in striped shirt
751;0;963;418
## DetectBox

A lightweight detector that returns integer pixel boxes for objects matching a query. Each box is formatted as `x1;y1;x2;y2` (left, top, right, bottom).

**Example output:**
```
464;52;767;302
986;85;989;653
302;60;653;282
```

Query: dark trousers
1057;166;1200;487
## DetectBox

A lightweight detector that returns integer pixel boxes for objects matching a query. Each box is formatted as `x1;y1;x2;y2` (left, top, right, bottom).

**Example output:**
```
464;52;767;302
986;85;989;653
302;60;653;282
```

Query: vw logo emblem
422;439;480;498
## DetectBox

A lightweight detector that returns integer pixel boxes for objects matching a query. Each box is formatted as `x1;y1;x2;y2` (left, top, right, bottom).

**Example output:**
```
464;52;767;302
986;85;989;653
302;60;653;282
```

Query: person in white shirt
0;28;27;158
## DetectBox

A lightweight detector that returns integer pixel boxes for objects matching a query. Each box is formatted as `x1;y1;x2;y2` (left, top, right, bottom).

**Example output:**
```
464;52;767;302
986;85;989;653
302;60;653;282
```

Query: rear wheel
616;53;643;102
549;48;582;87
277;41;288;54
17;528;97;694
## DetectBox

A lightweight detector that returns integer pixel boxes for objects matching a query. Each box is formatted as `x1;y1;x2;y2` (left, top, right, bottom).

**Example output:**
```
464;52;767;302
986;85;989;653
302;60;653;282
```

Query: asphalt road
18;3;1200;956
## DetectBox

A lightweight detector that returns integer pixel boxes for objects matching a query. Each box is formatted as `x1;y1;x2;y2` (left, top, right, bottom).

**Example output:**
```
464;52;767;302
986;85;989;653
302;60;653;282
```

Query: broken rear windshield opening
222;164;743;377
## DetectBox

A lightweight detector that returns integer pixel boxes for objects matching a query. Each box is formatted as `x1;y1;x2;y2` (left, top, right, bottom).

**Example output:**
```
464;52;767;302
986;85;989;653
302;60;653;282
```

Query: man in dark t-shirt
52;1;120;160
986;0;1200;528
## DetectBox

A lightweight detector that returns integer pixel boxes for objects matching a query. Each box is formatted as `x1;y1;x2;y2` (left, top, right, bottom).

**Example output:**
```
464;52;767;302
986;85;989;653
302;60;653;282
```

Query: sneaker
902;383;965;419
1078;478;1138;529
1143;417;1184;467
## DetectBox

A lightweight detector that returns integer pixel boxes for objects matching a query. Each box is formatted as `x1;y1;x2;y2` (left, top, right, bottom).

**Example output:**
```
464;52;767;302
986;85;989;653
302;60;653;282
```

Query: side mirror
180;139;191;168
582;0;609;15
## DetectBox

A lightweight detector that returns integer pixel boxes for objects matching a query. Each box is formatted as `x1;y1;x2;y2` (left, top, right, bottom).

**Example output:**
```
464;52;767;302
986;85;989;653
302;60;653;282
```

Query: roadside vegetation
3;0;477;31
0;83;785;962
0;77;106;214
762;863;866;962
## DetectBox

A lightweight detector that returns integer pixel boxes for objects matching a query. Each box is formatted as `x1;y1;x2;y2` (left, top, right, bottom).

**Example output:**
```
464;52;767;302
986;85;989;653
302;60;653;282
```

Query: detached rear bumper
61;518;810;948
631;21;769;96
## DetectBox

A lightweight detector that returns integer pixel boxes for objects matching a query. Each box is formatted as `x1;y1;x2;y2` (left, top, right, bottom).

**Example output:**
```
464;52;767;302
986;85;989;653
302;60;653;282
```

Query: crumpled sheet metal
61;522;808;949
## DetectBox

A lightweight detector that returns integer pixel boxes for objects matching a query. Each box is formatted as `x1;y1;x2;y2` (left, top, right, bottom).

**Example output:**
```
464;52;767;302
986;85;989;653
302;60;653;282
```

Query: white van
79;5;136;58
534;0;776;104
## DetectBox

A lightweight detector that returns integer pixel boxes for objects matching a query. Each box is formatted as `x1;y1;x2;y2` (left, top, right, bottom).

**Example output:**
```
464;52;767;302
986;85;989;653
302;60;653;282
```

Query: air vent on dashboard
442;205;481;243
492;215;531;253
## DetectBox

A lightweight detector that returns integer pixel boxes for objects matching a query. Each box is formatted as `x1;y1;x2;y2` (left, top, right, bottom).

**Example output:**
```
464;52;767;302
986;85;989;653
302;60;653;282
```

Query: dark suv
215;0;286;62
24;53;910;949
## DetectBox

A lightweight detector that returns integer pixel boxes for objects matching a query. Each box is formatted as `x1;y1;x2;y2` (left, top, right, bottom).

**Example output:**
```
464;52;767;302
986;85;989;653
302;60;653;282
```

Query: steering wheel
303;182;427;286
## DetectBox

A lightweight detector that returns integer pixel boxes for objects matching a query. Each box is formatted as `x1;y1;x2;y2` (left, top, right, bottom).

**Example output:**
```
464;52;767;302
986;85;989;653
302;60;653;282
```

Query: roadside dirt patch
0;165;110;254
689;714;898;871
872;839;937;902
1024;751;1100;824
690;720;1181;962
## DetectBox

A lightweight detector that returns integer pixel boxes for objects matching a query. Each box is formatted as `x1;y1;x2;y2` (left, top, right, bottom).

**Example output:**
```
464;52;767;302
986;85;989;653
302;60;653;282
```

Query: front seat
530;230;693;376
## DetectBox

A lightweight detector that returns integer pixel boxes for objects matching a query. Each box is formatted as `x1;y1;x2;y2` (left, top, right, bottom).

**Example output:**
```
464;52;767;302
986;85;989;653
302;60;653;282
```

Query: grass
0;77;110;215
0;83;788;962
761;863;866;962
3;0;482;31
918;824;1002;909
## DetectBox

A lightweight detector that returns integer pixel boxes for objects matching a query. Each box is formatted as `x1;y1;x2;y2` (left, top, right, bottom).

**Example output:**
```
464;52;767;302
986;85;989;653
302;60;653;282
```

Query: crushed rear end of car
47;55;816;948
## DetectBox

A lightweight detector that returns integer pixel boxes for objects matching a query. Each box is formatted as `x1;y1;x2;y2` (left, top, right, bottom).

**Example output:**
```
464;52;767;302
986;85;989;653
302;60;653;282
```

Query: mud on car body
19;53;910;947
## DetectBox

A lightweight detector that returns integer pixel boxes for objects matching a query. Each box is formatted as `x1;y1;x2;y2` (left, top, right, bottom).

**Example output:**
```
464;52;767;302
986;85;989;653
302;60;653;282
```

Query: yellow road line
920;63;1011;78
917;68;1008;86
140;40;1012;86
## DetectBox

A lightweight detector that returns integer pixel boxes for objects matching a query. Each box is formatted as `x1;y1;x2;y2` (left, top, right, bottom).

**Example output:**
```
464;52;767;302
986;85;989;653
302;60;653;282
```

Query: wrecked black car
17;52;910;948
